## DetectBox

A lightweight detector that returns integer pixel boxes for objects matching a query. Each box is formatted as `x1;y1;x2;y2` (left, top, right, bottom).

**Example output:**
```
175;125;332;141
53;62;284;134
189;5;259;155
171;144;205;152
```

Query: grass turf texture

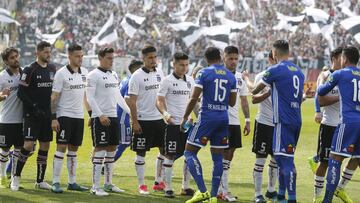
0;99;359;203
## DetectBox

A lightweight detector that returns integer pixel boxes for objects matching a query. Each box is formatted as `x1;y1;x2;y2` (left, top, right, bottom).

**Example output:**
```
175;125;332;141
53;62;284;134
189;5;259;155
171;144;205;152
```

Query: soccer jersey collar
97;67;112;73
66;65;82;74
6;67;22;76
142;67;157;73
172;72;187;82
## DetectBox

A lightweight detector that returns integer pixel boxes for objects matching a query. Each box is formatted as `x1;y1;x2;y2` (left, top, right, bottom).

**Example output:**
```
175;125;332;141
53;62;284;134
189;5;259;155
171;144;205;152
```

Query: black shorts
317;124;336;163
56;117;84;146
24;115;53;142
131;119;166;152
228;125;242;148
0;123;24;148
252;120;274;156
91;117;119;147
164;125;187;156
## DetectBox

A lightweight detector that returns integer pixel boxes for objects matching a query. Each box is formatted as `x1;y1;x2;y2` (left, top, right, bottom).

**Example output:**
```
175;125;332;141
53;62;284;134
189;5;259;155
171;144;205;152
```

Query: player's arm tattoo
51;92;60;115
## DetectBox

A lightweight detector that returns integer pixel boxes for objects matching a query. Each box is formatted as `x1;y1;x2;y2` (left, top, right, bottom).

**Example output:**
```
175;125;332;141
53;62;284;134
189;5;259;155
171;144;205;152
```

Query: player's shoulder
87;67;101;78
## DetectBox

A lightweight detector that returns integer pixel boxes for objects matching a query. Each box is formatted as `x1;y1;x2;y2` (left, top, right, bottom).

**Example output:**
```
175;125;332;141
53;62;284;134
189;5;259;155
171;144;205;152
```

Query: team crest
237;79;242;86
287;144;294;153
187;81;191;89
81;75;86;82
347;144;354;153
200;137;208;145
221;137;228;145
156;74;161;82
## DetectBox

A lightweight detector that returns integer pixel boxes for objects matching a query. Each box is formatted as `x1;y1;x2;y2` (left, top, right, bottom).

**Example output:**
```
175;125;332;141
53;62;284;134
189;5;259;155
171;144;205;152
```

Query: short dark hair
173;52;189;62
342;46;359;65
36;41;51;51
268;50;274;60
205;47;221;62
68;44;82;53
128;59;143;71
224;46;239;55
273;40;289;55
98;47;114;58
141;46;157;56
1;47;19;61
330;47;343;60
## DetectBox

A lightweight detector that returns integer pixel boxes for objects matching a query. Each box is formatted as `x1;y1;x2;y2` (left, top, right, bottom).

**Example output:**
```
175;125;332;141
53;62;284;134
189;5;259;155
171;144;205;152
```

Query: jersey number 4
214;79;228;102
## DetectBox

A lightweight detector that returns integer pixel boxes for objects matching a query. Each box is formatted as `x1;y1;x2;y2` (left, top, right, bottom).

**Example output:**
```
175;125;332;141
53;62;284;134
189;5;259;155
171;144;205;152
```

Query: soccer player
334;158;358;203
318;46;360;203
128;46;166;194
218;46;250;202
246;50;278;203
156;52;195;198
0;47;23;188
11;41;56;191
86;47;125;196
50;44;89;193
252;40;305;203
311;47;342;203
182;47;237;203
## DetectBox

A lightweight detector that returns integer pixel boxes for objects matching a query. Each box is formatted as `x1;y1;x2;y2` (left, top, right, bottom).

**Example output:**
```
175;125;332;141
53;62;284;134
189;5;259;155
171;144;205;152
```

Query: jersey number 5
214;79;228;102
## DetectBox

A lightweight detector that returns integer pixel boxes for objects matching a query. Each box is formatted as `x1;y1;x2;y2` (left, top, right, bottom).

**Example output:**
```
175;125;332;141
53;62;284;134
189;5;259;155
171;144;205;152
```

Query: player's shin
135;155;146;186
0;149;9;178
268;157;278;193
211;152;223;197
221;159;231;194
253;158;266;197
155;153;165;184
67;151;77;184
163;158;174;191
104;151;115;185
36;150;48;183
53;151;64;184
182;159;191;189
92;150;105;189
184;150;207;193
323;158;341;203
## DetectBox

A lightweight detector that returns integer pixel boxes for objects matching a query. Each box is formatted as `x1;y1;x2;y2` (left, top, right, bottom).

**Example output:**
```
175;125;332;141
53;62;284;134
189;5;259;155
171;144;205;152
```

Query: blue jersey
195;64;237;120
117;75;130;125
262;60;304;125
318;66;360;124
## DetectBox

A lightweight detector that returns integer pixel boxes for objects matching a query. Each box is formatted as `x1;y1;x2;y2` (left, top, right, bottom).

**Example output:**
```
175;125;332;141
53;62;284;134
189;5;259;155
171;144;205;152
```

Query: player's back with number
196;64;237;120
262;61;304;125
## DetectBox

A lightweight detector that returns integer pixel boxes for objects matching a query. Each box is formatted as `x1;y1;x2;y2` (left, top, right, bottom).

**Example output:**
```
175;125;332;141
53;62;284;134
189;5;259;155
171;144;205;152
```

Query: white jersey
0;68;23;123
228;71;248;125
157;73;194;125
128;67;164;120
320;70;340;126
254;71;274;126
86;68;120;118
52;65;88;119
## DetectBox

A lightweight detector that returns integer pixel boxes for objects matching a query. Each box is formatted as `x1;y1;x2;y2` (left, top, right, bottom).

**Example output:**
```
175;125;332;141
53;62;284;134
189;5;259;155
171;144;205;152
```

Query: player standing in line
0;47;23;188
86;47;126;196
310;47;342;202
318;46;360;203
50;44;89;193
243;50;279;203
182;47;237;203
11;41;56;191
128;46;166;194
252;40;305;203
217;46;250;202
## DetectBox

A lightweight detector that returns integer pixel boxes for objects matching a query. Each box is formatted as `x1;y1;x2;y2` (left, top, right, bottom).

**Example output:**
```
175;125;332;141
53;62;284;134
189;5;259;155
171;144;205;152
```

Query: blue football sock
114;144;129;161
184;150;207;193
210;152;223;197
323;158;341;203
275;156;286;198
282;157;296;201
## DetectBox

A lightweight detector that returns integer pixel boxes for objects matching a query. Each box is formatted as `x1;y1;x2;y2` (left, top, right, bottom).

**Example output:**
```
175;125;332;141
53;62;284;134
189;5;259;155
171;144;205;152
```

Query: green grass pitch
0;99;359;203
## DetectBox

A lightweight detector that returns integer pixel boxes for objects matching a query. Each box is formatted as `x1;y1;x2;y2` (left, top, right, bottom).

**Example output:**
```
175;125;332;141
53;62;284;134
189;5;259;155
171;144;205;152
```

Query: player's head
330;47;343;70
268;50;276;65
272;40;289;62
67;44;83;68
205;47;221;65
98;47;114;69
224;46;239;72
173;52;189;76
191;65;203;79
128;59;142;74
36;41;51;64
142;45;157;69
1;47;20;69
341;46;359;68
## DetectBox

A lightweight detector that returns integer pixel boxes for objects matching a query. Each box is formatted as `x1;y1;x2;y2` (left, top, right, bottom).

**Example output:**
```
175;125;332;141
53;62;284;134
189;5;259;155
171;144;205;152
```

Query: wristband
51;113;57;120
163;111;171;121
88;111;92;117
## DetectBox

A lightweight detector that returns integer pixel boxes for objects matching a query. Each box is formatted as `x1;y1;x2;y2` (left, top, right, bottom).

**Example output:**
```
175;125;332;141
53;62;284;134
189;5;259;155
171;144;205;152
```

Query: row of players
0;41;359;203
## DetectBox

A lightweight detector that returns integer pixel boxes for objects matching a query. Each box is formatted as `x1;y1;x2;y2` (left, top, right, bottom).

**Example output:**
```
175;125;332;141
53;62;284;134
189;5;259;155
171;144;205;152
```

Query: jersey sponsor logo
144;78;149;82
144;84;159;91
172;90;190;95
172;83;178;87
156;74;161;82
37;82;52;87
215;69;226;75
68;78;73;81
104;83;119;88
352;70;360;76
70;84;86;89
36;75;41;79
103;77;108;80
8;79;13;83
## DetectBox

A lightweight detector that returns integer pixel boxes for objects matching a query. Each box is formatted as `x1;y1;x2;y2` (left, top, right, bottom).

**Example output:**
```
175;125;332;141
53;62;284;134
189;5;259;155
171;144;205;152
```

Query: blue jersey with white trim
117;75;130;125
262;60;304;125
195;64;237;120
318;66;360;124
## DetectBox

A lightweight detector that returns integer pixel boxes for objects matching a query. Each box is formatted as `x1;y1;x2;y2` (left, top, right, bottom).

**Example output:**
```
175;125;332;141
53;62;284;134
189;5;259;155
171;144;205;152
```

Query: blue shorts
331;123;360;158
187;117;229;149
119;122;131;145
273;123;301;157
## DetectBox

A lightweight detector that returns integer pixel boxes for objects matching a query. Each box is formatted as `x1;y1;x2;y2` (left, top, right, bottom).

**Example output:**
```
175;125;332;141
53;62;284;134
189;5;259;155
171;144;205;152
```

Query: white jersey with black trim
128;67;164;120
157;73;195;125
254;71;274;127
228;71;248;125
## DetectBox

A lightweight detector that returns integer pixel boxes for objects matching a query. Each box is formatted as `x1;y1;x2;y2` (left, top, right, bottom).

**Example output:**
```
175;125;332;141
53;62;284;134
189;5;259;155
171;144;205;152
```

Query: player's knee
106;145;117;152
136;150;146;157
39;141;50;151
23;141;35;151
56;144;67;152
67;144;78;152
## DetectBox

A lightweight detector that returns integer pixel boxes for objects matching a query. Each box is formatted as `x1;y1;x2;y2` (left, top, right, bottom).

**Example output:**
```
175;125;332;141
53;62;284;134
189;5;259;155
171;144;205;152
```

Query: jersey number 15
214;79;228;102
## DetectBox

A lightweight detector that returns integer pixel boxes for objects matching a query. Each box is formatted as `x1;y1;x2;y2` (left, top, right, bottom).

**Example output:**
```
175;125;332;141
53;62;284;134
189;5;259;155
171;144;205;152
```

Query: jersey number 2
214;79;228;102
